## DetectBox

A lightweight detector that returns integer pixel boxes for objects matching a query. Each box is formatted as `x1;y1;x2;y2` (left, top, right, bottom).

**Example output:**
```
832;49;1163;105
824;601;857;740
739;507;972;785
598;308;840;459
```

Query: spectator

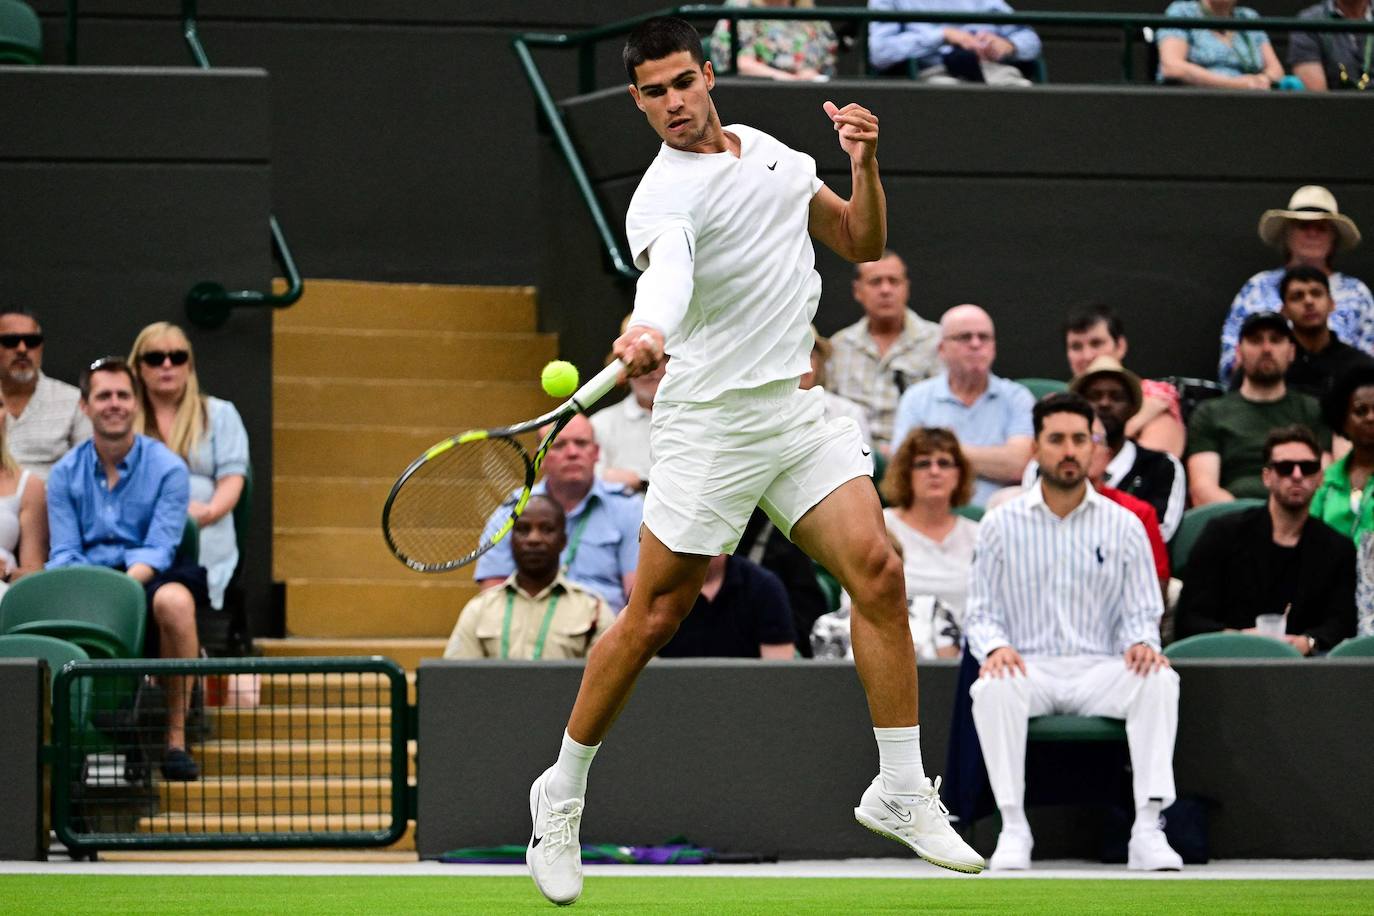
47;357;205;781
965;392;1180;872
1156;0;1283;89
1062;303;1185;457
879;426;979;624
657;553;796;658
0;309;92;478
1068;356;1186;540
826;250;940;454
445;496;614;660
802;326;872;448
1175;425;1356;654
736;507;830;657
1289;0;1374;92
1087;414;1172;613
129;323;249;611
0;415;47;597
476;414;641;610
892;304;1035;506
1278;266;1374;399
868;0;1042;86
708;0;838;81
591;357;663;493
1188;313;1328;505
1310;365;1374;542
1220;185;1372;384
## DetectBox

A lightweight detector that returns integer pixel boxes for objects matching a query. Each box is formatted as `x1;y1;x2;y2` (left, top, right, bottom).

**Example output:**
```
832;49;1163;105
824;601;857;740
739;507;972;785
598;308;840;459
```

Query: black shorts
141;562;209;657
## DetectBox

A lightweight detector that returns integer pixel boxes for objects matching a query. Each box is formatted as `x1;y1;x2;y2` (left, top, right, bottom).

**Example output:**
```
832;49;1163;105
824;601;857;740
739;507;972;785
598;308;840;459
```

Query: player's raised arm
615;231;692;379
808;100;887;263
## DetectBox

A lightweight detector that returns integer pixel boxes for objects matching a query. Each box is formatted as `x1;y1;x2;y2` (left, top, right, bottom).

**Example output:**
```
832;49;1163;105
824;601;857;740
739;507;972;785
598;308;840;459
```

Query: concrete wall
0;660;47;860
416;657;1374;861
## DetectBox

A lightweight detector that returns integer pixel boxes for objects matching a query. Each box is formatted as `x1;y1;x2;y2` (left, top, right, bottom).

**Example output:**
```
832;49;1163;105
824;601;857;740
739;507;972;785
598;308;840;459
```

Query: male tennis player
527;18;984;904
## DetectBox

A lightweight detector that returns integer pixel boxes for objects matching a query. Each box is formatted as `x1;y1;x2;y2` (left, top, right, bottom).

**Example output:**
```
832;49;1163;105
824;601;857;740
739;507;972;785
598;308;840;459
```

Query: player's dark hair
1279;265;1330;301
1262;424;1320;464
1322;364;1374;435
1032;391;1095;438
623;16;705;84
1062;303;1124;343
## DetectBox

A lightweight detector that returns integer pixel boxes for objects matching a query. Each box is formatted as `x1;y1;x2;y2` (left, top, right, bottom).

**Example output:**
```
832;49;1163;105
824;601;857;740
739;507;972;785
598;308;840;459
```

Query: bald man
891;305;1035;506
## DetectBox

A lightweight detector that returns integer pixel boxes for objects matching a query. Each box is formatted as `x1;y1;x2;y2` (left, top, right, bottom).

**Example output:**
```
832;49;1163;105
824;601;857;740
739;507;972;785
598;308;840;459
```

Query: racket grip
568;359;627;412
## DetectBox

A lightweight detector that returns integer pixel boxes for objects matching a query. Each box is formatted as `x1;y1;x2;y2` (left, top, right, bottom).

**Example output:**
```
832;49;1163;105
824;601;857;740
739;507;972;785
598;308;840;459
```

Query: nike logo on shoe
531;833;543;847
880;798;912;822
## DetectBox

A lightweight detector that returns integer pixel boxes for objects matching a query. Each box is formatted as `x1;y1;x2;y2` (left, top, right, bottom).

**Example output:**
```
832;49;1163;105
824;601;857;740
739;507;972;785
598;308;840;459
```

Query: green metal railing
52;657;411;853
514;5;1374;283
63;0;304;328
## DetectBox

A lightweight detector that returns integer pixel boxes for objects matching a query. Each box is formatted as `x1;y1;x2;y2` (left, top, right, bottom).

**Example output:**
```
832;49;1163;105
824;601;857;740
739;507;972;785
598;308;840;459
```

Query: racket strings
386;437;529;567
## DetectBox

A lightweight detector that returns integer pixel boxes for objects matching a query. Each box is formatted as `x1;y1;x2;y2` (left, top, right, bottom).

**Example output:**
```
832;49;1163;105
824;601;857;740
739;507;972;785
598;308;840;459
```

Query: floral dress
709;0;838;77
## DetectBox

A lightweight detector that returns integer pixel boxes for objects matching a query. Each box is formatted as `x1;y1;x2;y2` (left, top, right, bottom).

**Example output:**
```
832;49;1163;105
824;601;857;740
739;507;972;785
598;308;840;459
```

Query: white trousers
970;655;1179;811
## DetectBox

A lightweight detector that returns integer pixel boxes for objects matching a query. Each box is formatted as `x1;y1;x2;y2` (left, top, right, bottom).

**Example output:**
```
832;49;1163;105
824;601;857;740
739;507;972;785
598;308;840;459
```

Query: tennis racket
382;357;627;573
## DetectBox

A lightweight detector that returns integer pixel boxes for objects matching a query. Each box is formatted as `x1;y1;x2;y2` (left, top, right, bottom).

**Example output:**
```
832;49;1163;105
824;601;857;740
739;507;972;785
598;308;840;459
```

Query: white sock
1000;804;1030;835
1133;799;1163;835
546;730;599;803
873;725;925;794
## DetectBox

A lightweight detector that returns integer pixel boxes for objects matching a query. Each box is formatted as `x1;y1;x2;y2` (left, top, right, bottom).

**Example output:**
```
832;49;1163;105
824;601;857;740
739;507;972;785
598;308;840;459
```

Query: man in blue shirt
476;414;642;610
868;0;1042;85
47;357;205;781
892;304;1035;506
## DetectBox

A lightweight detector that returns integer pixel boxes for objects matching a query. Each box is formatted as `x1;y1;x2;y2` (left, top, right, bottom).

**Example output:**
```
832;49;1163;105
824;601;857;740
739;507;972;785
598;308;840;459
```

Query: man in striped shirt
965;392;1182;872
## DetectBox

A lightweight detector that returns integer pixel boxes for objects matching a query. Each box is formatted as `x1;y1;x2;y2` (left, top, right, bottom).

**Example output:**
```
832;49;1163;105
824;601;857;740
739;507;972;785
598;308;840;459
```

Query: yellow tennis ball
541;360;580;398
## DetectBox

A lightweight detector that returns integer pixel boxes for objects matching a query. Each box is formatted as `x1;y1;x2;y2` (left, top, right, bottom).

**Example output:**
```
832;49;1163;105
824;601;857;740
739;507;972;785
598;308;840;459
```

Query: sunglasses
1268;460;1321;477
139;349;190;367
0;334;43;349
912;457;958;471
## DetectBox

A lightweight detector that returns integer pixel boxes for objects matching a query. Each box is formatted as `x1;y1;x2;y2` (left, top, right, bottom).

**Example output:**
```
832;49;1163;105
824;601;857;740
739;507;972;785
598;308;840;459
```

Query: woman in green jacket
1313;365;1374;541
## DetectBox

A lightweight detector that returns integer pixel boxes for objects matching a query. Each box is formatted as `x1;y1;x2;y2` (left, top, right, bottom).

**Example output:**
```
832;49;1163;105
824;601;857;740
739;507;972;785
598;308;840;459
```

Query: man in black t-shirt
657;554;797;659
1279;266;1374;399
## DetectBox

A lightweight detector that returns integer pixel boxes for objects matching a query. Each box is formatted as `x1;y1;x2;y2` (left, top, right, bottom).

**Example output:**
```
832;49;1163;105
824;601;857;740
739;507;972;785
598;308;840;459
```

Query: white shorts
644;379;873;556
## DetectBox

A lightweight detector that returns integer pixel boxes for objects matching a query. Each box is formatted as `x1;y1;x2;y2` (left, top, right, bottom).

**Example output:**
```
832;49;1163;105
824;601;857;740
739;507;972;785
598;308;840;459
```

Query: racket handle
568;359;627;413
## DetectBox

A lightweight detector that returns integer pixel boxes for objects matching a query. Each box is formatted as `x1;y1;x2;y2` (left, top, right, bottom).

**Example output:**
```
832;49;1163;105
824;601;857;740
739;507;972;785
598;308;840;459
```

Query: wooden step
274;477;395;529
258;671;416;707
274;424;464;478
275;279;537;333
275;527;482;582
195;738;417;778
138;811;403;835
157;776;399;815
273;378;553;429
256;639;447;672
209;705;391;742
274;328;560;381
284;579;477;639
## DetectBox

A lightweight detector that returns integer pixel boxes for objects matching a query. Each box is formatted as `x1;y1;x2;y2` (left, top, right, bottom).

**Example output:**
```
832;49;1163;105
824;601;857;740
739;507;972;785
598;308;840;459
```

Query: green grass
2;876;1372;914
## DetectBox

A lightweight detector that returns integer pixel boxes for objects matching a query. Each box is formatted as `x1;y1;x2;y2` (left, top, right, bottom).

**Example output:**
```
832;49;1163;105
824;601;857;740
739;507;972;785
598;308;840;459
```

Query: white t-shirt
590;394;653;481
625;123;825;405
883;509;980;625
819;387;872;448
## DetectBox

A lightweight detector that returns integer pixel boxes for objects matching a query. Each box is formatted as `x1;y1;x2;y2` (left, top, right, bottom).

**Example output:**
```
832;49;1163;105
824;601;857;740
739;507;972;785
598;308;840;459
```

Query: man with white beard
0;309;91;478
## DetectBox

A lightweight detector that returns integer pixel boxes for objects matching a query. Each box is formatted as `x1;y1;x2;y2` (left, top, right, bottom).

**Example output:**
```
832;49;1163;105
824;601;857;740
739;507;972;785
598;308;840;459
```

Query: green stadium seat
1328;634;1374;658
0;0;41;66
1168;499;1265;579
177;516;200;565
1164;632;1302;659
0;633;91;723
952;504;984;522
1028;715;1125;742
0;566;146;659
814;563;842;615
1016;378;1068;400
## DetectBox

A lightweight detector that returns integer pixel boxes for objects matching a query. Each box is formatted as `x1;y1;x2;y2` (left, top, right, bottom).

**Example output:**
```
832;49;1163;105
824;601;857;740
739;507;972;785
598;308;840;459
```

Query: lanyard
563;505;592;570
501;587;562;660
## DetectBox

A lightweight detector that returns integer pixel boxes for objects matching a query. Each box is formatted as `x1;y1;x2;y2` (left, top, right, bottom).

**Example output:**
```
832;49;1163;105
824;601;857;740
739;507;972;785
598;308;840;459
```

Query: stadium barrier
49;657;411;856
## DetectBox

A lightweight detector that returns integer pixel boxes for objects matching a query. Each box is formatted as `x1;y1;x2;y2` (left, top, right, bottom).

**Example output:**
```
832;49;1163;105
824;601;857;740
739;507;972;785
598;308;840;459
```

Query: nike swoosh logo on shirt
880;798;912;822
767;161;777;170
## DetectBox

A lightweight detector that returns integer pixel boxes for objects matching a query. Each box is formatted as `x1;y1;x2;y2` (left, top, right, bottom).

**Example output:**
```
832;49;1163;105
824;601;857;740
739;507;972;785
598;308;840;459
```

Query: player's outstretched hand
1124;642;1170;676
822;100;878;168
613;326;665;382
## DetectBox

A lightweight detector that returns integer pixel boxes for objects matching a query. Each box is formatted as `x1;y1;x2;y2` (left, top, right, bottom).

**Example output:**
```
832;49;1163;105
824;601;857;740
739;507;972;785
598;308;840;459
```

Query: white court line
2;859;1373;880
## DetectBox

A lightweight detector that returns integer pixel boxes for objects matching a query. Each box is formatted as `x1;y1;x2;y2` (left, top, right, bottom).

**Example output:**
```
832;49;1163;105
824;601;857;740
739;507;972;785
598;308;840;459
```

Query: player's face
511;499;567;577
543;414;599;488
1263;441;1321;510
852;255;909;323
1280;279;1333;333
1064;320;1125;377
82;368;137;440
629;52;717;151
1034;410;1092;491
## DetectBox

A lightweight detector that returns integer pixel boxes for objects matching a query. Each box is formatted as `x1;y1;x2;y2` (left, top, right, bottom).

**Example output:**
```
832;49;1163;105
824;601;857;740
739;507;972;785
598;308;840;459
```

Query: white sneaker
854;775;986;874
1127;827;1183;871
988;828;1033;870
526;767;584;905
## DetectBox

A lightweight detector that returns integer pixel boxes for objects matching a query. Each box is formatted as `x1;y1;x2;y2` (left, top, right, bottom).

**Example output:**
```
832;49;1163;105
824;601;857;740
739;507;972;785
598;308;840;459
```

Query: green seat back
1028;715;1125;742
0;566;146;658
0;0;41;65
1164;632;1302;659
178;516;200;565
1328;634;1374;658
1168;499;1265;579
952;504;984;522
1016;378;1068;401
814;563;841;614
0;633;91;723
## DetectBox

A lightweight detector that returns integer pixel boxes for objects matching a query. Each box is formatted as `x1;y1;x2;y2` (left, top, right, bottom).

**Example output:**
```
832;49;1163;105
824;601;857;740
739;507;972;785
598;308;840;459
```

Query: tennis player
527;18;984;904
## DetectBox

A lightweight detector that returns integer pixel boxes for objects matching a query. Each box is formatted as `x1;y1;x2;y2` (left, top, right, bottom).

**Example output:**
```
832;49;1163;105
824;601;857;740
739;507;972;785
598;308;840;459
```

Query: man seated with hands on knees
446;495;615;660
964;392;1182;872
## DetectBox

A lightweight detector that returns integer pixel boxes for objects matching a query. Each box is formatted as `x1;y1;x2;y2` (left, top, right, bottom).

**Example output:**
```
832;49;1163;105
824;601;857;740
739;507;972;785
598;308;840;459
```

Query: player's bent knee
846;547;906;616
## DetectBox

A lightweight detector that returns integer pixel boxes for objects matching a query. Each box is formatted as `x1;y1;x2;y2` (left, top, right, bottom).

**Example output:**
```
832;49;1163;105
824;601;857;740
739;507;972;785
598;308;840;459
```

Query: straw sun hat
1257;185;1362;253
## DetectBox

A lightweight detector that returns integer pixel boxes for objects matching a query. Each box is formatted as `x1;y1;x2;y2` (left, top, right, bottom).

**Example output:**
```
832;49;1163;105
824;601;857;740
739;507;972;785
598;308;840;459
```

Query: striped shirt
825;309;941;453
964;482;1164;662
4;373;92;479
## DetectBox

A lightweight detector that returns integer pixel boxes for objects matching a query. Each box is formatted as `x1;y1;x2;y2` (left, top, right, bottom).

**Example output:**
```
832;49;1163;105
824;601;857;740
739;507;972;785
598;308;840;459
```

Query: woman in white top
0;419;47;596
880;426;979;625
129;322;249;610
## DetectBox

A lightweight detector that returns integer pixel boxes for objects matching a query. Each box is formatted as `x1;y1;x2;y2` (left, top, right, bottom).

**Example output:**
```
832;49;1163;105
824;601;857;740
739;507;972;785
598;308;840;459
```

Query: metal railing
514;5;1374;283
63;0;304;328
52;657;411;853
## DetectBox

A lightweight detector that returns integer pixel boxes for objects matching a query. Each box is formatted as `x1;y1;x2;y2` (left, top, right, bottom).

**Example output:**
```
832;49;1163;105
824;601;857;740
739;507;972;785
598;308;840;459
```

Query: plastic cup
1254;614;1286;638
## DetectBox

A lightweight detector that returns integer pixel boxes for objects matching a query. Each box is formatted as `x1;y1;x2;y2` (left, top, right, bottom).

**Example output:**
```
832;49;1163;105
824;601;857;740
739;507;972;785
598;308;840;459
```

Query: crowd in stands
0;310;250;782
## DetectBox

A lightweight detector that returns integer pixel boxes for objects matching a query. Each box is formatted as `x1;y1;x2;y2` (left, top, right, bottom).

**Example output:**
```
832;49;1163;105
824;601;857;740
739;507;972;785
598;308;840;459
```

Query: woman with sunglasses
128;323;248;611
0;415;48;596
879;426;978;634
